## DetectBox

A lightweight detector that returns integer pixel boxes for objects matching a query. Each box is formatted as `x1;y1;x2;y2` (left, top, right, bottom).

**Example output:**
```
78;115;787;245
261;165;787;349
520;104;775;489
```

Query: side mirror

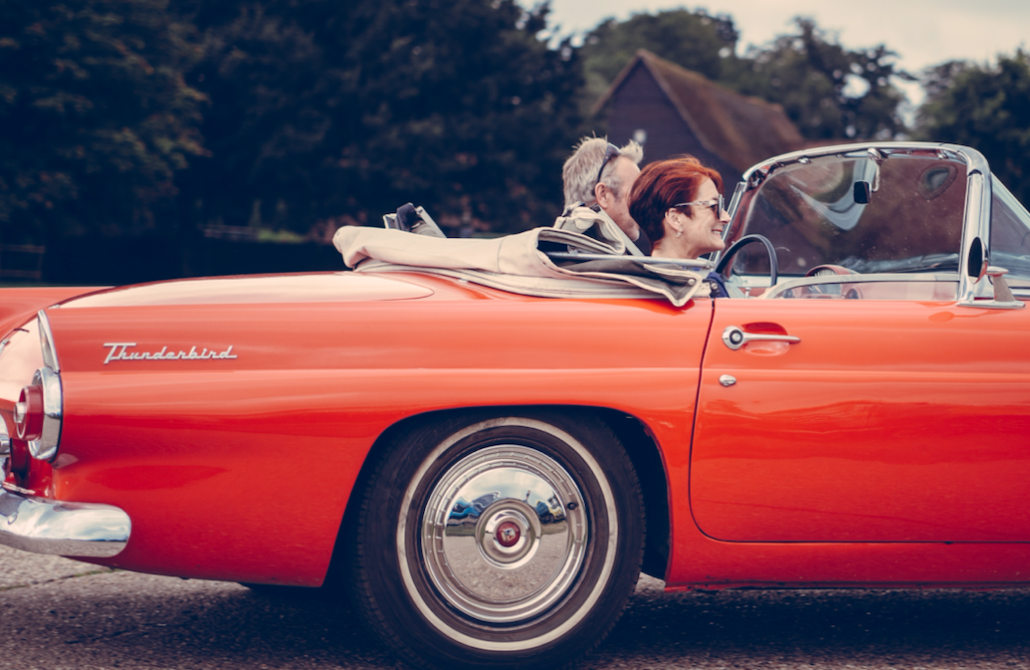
854;181;871;204
966;237;988;282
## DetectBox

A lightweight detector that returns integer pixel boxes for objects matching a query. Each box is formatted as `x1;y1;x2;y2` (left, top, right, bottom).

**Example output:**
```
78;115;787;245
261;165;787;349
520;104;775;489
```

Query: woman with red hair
628;156;730;261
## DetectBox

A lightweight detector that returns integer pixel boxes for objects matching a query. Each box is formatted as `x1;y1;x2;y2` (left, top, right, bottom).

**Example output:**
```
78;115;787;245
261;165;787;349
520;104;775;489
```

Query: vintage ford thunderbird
2;142;1029;669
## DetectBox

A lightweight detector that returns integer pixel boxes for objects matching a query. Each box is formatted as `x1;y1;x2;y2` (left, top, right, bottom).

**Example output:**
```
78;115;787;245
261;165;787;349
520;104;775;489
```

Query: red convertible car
2;142;1028;669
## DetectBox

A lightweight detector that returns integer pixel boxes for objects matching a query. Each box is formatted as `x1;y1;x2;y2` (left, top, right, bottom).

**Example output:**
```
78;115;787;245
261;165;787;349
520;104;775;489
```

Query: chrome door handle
722;325;801;351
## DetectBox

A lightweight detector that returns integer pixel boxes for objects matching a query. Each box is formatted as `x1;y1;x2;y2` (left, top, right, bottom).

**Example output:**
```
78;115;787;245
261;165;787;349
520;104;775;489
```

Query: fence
0;245;46;281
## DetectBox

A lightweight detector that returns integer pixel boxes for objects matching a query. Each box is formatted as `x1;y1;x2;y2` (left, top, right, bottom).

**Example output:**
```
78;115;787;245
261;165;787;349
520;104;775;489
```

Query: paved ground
2;545;1028;669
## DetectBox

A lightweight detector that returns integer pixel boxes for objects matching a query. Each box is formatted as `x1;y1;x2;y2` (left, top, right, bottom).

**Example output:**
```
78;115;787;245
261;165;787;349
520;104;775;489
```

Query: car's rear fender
0;288;105;338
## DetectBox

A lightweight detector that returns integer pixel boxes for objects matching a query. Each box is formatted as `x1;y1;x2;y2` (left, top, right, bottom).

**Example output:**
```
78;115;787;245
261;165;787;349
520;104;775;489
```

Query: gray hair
562;137;644;209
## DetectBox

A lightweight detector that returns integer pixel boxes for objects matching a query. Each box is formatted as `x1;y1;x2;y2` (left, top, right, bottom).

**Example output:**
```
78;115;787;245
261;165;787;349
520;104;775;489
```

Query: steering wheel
796;264;862;299
715;234;778;288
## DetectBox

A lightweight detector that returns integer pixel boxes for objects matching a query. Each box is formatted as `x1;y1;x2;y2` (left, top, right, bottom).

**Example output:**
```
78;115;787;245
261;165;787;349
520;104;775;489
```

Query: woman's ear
663;209;684;237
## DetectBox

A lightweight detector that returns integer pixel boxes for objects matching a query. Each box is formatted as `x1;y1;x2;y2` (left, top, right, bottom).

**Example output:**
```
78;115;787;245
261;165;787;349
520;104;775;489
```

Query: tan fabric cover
333;226;707;306
552;205;645;257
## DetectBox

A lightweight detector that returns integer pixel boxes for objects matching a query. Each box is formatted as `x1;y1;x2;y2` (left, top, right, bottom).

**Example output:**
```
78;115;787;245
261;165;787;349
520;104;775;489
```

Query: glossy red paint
666;296;1030;589
15;272;709;584
3;270;1030;591
690;298;1030;543
0;286;105;337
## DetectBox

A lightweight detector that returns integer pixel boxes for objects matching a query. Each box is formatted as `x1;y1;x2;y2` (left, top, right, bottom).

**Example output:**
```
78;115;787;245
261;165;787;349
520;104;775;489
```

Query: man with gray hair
556;137;650;255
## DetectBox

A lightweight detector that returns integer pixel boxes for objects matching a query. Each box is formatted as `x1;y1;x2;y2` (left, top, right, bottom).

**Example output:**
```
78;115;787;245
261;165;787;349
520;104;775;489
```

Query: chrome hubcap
421;445;588;624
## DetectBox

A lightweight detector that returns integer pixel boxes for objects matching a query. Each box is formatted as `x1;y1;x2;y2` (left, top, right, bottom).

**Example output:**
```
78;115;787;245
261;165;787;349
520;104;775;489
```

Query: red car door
689;297;1030;542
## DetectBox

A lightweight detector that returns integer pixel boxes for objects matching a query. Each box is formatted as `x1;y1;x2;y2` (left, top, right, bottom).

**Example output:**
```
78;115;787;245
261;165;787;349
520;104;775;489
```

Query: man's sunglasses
671;194;725;215
595;143;620;187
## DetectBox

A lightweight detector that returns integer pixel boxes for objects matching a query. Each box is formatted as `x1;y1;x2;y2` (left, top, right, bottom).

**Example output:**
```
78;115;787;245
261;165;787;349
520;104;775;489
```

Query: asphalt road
2;545;1028;669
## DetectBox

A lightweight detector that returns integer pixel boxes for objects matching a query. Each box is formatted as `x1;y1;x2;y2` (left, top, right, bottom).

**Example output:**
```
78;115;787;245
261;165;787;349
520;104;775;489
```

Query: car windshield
727;150;967;277
989;177;1030;283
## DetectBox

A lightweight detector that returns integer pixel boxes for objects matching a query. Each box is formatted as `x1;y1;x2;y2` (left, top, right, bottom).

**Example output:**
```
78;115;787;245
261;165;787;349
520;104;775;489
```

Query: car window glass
989;177;1030;281
730;152;966;277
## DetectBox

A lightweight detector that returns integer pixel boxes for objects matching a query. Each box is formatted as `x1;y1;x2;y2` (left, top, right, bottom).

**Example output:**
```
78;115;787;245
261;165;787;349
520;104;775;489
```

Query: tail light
15;367;62;461
18;362;62;461
15;384;44;440
11;311;64;463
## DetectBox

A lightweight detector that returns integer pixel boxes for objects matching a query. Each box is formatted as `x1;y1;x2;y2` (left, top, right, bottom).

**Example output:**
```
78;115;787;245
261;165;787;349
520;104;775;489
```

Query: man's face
600;157;642;235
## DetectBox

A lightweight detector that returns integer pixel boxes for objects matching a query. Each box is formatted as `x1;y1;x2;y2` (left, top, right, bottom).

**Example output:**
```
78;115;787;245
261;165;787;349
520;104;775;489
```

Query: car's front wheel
350;410;644;669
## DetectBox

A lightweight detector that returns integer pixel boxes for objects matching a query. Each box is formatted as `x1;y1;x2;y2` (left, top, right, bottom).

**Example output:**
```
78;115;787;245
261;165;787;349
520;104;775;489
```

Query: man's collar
592;205;617;227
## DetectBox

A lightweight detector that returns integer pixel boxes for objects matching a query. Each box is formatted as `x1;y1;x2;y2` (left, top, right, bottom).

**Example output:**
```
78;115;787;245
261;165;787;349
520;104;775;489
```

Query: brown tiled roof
593;50;804;172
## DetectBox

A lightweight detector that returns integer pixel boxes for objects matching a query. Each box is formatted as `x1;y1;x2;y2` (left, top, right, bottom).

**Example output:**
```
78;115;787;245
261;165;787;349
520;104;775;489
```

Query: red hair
629;156;724;243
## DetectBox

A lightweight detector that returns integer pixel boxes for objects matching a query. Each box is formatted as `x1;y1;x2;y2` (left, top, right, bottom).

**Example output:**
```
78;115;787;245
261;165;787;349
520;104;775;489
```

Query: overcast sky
543;0;1029;74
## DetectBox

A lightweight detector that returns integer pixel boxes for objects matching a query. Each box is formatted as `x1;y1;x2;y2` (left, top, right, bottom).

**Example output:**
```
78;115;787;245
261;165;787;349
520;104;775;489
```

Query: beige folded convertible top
333;227;709;306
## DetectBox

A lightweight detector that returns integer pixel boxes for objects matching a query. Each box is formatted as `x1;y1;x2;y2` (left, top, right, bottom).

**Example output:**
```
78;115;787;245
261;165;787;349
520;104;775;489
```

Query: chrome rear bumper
0;487;130;557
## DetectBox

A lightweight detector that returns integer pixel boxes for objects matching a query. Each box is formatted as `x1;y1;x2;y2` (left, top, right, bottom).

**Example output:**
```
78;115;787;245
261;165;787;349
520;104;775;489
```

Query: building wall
604;63;743;189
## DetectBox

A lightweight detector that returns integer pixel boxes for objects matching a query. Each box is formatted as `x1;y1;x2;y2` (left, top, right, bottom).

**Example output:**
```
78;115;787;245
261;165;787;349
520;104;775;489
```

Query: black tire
349;410;644;670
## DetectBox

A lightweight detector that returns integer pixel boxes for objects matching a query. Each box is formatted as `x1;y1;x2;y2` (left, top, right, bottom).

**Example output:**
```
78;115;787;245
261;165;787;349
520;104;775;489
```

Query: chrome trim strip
37;310;60;373
28;367;62;461
0;487;130;557
759;273;958;299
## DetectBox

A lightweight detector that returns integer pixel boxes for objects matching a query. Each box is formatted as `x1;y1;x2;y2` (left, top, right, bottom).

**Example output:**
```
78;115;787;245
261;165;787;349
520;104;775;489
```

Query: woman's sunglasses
671;195;725;215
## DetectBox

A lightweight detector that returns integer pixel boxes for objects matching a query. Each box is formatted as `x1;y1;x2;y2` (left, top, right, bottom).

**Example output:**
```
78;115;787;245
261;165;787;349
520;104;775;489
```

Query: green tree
170;0;330;234
578;9;742;116
175;0;584;236
577;13;909;142
740;18;911;140
581;9;740;83
0;0;205;244
916;51;1030;204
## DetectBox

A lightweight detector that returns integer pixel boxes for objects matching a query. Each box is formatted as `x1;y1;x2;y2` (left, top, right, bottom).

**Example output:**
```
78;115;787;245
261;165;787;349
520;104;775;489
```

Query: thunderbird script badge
103;342;238;364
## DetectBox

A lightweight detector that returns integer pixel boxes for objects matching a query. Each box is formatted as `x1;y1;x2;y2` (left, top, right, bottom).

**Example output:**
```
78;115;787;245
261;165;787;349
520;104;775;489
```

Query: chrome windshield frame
716;142;995;304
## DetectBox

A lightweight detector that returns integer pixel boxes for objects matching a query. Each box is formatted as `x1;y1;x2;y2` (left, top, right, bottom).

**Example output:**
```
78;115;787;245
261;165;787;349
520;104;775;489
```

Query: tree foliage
740;18;912;141
0;0;205;243
916;51;1030;204
175;0;584;236
7;1;1027;253
580;9;740;87
580;13;911;143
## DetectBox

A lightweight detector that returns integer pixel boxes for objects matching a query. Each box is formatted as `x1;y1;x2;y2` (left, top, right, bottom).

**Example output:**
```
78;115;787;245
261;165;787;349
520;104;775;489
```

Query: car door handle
722;325;801;351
